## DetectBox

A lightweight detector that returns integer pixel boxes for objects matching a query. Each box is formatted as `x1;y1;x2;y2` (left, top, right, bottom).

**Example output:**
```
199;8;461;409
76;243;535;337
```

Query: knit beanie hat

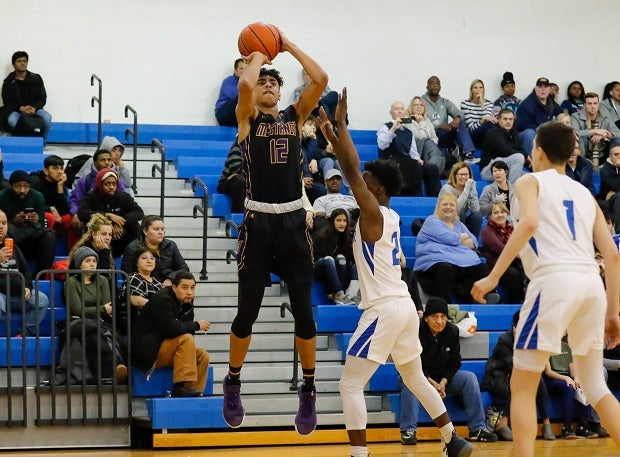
9;170;31;185
500;71;515;88
72;246;99;268
95;167;118;193
423;297;449;318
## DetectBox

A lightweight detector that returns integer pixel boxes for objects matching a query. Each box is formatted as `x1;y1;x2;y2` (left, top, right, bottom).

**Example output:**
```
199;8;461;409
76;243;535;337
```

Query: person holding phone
0;209;49;336
377;101;441;196
0;170;56;274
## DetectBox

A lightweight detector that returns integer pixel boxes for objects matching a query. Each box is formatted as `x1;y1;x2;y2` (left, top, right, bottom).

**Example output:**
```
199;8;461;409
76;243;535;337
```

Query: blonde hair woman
439;162;482;237
69;213;115;271
413;193;499;304
406;96;446;173
461;79;496;147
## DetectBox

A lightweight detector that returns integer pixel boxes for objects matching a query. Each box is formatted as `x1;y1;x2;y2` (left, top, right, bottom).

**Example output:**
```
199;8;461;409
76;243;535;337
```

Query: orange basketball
238;22;281;61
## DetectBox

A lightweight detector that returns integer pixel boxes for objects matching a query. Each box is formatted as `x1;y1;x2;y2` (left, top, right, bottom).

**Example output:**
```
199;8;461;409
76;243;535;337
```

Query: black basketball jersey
240;105;303;204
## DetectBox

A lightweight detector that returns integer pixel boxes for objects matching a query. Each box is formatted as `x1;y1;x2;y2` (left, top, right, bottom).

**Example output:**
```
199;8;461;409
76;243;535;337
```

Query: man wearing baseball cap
399;297;497;444
312;168;358;231
515;77;562;157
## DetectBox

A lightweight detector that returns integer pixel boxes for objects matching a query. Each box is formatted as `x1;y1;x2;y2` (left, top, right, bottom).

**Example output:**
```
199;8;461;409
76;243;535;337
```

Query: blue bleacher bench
132;365;214;397
175;156;225;180
145;396;227;429
160;139;232;160
4;153;50;175
0;336;57;367
0;136;44;154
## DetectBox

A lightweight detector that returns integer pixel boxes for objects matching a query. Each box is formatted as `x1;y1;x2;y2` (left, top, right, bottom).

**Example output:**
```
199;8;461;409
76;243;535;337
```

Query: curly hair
69;213;113;258
364;160;402;197
259;67;284;87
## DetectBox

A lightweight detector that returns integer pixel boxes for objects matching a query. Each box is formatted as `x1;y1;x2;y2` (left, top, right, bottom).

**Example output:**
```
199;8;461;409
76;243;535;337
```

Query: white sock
350;445;368;457
440;423;455;443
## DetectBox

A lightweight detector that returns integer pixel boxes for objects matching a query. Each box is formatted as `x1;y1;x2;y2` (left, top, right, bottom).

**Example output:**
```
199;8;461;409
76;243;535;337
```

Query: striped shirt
461;99;494;131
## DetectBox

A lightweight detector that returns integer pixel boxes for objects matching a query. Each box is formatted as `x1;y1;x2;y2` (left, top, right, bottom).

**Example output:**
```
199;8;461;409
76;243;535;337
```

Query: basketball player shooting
318;89;473;457
472;121;620;457
221;27;328;436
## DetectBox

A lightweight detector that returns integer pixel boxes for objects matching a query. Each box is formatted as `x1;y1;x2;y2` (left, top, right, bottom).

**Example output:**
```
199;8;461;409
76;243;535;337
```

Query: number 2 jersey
511;168;598;278
239;105;303;204
353;206;411;309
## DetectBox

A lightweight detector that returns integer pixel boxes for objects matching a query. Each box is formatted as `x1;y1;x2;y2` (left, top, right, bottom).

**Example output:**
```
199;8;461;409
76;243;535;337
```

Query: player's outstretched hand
605;315;620;349
471;276;499;304
334;87;348;125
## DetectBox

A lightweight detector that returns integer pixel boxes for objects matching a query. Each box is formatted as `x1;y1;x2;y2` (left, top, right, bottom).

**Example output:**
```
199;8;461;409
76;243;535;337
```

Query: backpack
13;114;44;137
64;154;91;190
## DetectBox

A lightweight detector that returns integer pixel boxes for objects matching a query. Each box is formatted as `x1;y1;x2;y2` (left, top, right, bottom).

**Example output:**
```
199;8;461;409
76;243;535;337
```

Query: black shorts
237;208;313;285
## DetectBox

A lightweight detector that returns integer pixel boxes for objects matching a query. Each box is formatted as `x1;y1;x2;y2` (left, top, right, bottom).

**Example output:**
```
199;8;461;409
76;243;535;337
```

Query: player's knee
294;320;316;340
581;377;611;406
231;312;259;339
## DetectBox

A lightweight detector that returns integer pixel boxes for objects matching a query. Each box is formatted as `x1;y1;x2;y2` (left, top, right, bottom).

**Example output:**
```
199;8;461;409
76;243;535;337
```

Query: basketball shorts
346;296;422;365
514;266;605;367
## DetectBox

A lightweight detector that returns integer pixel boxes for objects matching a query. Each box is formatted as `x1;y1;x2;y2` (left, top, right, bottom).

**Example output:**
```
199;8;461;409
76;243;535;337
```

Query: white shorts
346;296;422;365
514;267;605;371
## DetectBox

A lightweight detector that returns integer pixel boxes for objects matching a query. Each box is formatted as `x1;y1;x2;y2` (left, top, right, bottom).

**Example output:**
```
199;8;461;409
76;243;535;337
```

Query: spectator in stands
122;215;189;286
480;202;525;303
600;81;620;129
439;162;482;238
120;246;163;324
406;96;447;174
549;82;560;102
0;170;56;274
292;69;337;117
64;245;128;383
29;154;77;247
566;139;596;196
561;81;586;115
75;136;133;196
599;142;620;234
479;160;515;217
516;77;562;156
69;213;114;271
301;115;326;203
543;335;599;439
217;139;245;213
492;72;521;116
132;271;211;397
399;297;497;445
77;168;143;257
214;58;247;127
0;51;52;141
0;209;48;336
377;101;441;197
312;208;358;304
70;149;126;232
312;169;358;231
481;311;555;441
414;193;498;304
480;109;528;184
571;92;620;168
422;76;476;159
461;79;496;148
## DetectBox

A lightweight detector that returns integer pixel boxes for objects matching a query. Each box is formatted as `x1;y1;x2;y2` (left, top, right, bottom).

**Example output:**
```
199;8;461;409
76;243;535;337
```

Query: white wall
2;0;618;130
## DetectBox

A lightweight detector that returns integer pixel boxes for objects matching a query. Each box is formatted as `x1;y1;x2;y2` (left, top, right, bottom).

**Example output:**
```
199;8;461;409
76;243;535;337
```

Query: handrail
279;302;299;391
150;138;166;216
124;105;138;195
90;74;102;147
192;177;209;280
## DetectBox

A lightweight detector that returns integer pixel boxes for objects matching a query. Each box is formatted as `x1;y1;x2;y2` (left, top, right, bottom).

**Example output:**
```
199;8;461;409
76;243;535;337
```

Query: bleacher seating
132;366;214;397
4;153;50;176
160;139;232;160
0;136;44;154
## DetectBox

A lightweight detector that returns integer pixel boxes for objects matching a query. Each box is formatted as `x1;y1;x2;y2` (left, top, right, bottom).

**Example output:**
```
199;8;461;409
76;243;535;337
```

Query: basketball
238;22;281;61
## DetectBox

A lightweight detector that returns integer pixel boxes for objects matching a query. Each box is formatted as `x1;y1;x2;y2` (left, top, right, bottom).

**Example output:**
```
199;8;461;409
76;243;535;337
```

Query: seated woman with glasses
438;162;483;238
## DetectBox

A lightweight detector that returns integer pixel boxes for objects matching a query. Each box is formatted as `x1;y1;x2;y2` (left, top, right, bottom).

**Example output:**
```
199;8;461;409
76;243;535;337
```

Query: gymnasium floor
5;439;619;457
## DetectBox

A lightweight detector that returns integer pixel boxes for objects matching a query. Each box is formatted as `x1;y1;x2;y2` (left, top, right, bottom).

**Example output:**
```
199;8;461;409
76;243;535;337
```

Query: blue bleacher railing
191;176;209;280
124;105;139;196
90;74;102;148
150;138;166;216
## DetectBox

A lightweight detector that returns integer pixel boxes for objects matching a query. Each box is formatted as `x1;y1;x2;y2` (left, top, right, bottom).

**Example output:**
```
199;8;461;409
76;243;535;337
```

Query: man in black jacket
480;109;529;185
399;298;497;444
132;271;210;397
1;51;52;141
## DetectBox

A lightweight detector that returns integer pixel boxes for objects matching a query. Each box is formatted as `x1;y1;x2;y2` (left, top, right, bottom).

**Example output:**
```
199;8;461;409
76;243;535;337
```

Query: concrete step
173;237;236;251
236;411;395;428
195;334;328;352
207;350;343;365
198;306;290;323
211;362;341;382
207;321;295;334
192;295;283;308
194;282;280;297
229;393;382;415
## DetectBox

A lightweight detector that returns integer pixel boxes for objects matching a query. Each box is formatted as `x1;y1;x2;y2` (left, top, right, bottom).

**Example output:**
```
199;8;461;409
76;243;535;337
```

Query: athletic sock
440;423;455;443
227;365;242;385
350;445;368;457
302;368;315;392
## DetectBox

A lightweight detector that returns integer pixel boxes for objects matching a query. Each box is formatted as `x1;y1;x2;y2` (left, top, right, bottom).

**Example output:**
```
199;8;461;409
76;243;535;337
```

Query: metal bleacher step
194;334;329;352
194;282;281;297
199;305;290;322
207;350;343;365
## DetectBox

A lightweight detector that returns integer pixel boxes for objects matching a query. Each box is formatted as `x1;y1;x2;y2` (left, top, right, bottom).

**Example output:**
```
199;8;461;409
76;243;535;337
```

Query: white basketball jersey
512;169;598;278
353;206;411;308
